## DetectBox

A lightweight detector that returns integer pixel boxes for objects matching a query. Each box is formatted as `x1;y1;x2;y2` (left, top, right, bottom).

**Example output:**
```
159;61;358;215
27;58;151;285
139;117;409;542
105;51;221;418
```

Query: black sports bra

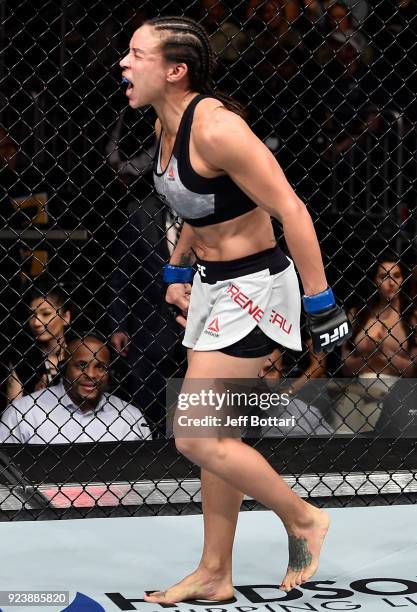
153;94;257;227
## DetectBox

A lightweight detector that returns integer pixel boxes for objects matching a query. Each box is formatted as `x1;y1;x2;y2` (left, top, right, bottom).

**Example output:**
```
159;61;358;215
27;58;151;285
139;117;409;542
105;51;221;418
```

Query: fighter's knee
175;436;191;457
175;436;204;460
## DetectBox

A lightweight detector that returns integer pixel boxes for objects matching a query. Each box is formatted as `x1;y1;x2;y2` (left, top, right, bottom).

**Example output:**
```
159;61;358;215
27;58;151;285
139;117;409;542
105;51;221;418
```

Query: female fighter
120;15;350;599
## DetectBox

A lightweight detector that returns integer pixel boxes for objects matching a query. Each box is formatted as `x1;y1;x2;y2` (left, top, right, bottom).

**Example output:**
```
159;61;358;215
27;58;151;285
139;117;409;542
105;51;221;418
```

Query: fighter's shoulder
193;98;249;154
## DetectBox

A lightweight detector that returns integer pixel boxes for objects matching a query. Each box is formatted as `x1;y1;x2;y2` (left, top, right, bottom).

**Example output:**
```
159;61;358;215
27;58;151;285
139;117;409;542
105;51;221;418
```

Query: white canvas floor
0;505;416;611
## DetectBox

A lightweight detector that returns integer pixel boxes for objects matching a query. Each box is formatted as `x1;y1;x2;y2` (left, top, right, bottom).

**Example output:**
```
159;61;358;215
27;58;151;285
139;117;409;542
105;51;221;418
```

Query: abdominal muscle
189;207;277;261
186;106;277;261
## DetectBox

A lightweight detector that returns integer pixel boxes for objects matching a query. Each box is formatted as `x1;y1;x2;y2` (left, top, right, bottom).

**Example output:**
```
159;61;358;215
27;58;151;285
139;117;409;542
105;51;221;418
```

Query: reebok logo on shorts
204;317;220;337
226;283;264;322
208;317;220;333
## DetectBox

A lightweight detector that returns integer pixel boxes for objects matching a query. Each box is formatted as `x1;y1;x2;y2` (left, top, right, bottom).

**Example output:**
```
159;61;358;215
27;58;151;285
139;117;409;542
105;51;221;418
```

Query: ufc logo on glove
320;322;350;347
303;288;352;353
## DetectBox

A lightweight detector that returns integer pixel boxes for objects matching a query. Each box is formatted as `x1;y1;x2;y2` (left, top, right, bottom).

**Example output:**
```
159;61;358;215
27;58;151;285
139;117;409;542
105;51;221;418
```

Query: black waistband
195;246;290;284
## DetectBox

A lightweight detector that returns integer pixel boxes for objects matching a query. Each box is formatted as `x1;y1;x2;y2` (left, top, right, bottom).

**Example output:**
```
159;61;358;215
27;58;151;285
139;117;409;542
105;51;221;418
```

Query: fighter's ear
165;62;189;85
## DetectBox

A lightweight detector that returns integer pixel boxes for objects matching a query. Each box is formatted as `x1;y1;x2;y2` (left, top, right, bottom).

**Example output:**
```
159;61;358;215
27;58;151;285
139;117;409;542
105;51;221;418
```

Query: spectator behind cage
107;109;186;436
332;256;417;434
109;200;186;436
246;0;302;64
199;0;247;63
243;0;312;144
315;39;386;160
0;125;20;413
7;283;71;402
252;347;334;437
290;0;326;54
317;2;371;65
363;0;417;120
0;335;151;443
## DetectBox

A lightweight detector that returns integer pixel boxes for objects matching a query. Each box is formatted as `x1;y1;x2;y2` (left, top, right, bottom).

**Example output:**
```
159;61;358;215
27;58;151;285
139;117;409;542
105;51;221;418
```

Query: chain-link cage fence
0;0;416;520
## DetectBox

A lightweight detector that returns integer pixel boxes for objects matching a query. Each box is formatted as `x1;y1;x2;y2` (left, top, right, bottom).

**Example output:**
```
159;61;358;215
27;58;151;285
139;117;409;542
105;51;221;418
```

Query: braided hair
146;15;244;116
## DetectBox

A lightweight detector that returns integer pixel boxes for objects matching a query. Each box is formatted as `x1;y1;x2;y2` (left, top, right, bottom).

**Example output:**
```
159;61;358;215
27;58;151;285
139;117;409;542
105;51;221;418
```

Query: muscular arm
168;222;196;267
164;222;196;328
195;109;327;296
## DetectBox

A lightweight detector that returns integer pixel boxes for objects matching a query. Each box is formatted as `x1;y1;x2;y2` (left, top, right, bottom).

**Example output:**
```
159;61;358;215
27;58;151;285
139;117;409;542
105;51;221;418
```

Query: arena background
0;0;417;520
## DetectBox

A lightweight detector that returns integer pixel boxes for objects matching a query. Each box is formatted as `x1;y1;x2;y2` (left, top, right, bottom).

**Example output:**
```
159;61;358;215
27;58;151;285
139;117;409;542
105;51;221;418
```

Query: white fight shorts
183;247;302;353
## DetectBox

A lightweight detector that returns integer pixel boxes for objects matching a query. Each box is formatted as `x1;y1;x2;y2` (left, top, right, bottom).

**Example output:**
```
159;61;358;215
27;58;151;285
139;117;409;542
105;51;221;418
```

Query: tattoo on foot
288;535;313;571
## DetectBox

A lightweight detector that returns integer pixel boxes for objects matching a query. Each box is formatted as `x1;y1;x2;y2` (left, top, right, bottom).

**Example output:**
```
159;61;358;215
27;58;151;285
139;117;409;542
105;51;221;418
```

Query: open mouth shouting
121;76;134;97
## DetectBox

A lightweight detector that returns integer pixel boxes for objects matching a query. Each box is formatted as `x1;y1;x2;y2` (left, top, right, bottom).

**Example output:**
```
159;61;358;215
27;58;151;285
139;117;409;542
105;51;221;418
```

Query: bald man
0;335;151;444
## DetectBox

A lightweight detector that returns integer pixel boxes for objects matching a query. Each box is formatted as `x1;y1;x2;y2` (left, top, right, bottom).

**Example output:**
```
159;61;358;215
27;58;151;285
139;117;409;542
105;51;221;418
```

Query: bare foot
280;506;329;592
143;567;234;604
